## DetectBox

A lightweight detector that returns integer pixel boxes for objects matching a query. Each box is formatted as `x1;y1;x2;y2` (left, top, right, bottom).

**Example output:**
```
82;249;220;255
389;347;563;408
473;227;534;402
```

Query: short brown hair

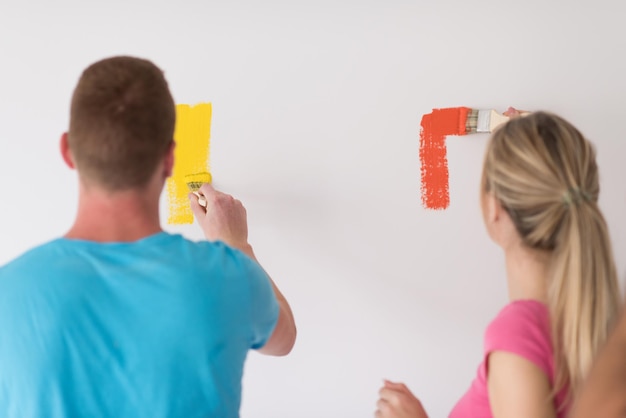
68;56;175;190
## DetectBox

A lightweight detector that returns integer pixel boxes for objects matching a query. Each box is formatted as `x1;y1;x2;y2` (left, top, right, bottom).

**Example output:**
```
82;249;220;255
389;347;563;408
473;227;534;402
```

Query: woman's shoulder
484;300;553;376
494;300;549;326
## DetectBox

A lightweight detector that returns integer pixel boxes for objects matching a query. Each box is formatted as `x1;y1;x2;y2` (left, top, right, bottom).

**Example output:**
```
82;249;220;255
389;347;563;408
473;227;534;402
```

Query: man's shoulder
0;234;260;285
0;239;64;273
181;237;251;262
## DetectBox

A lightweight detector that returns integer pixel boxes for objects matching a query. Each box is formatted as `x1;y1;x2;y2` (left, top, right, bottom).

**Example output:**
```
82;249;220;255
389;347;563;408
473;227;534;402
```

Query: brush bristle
187;182;203;191
184;172;212;191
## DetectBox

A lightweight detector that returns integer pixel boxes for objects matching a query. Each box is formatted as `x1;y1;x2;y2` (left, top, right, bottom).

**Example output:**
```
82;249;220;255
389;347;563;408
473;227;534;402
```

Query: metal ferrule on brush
475;109;492;133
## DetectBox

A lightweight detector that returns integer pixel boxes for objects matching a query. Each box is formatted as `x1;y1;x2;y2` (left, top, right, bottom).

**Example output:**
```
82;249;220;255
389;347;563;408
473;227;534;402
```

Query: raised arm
189;183;296;356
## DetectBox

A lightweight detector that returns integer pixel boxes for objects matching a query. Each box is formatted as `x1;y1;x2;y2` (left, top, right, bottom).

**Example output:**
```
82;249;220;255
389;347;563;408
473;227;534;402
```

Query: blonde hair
482;111;621;402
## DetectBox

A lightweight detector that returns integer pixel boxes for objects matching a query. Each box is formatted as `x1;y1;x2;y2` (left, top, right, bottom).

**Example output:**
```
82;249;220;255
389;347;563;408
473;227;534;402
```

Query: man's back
0;232;278;418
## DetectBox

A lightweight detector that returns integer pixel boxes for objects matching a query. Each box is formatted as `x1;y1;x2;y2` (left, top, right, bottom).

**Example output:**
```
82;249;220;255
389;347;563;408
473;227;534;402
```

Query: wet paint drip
166;103;212;224
419;107;469;210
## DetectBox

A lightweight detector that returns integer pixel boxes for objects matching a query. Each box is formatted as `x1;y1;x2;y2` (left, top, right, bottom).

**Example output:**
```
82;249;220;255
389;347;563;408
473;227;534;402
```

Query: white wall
2;1;626;416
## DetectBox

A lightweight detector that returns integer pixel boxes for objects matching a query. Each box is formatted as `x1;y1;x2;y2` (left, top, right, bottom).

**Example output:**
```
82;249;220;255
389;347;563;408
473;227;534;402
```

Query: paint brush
419;106;530;210
464;108;530;133
184;172;212;208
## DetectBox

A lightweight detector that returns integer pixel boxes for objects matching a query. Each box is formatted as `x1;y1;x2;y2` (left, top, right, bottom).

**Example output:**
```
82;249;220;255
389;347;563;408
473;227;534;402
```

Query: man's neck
65;185;162;243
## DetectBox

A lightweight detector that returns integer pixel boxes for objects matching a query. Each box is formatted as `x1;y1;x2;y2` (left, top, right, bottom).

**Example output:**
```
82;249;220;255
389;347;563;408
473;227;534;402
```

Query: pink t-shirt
449;300;568;418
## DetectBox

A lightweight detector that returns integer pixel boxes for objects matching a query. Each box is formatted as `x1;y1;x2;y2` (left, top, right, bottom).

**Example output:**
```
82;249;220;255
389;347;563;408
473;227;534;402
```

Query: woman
376;110;621;417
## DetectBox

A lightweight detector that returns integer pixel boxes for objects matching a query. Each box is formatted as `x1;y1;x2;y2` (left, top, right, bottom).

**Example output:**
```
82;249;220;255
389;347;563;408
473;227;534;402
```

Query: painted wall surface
167;103;212;224
1;1;626;417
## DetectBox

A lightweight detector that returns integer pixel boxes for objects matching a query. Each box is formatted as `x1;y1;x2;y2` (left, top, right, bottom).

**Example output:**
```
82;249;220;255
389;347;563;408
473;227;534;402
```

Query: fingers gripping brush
185;172;212;208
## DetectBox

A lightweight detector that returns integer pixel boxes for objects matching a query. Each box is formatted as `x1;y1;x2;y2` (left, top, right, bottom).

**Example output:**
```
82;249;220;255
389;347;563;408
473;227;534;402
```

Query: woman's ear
486;194;520;248
483;192;499;225
60;133;75;169
482;191;509;245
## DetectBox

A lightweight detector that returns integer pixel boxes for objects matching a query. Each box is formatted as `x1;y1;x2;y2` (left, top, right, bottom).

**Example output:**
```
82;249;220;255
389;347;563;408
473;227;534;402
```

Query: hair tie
562;188;592;207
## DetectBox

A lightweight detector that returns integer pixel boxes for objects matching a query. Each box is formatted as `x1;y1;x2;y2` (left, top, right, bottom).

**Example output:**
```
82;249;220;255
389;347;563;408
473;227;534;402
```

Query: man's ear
60;133;75;169
163;140;175;178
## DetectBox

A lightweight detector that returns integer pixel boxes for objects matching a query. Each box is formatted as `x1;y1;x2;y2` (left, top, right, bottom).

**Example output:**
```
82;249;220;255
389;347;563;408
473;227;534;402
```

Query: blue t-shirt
0;232;279;418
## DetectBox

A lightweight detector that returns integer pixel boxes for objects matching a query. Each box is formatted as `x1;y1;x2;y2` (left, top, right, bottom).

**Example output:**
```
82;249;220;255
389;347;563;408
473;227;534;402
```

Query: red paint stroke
419;107;470;210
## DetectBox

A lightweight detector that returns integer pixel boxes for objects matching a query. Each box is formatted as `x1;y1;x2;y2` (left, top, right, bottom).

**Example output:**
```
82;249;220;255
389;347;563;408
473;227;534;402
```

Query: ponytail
549;194;620;397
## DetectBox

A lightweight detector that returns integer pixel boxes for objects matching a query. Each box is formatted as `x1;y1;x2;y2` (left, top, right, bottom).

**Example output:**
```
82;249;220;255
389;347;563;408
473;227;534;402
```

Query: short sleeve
236;252;279;350
484;300;553;379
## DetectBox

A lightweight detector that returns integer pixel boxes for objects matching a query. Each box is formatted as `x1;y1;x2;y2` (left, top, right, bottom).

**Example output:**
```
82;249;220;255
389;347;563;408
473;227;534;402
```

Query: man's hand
189;183;250;252
376;380;428;418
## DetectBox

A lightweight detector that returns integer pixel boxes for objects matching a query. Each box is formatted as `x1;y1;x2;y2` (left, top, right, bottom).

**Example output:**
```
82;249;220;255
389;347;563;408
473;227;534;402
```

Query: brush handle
492;110;532;131
477;109;532;133
488;110;510;131
192;191;207;208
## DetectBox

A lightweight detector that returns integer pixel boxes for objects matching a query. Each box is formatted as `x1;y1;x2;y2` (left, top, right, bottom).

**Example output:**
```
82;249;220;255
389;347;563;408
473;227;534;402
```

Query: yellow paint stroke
166;103;212;224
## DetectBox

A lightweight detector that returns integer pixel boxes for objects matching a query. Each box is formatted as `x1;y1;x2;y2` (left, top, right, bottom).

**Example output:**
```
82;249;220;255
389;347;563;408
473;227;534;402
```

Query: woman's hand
503;107;529;118
375;380;429;418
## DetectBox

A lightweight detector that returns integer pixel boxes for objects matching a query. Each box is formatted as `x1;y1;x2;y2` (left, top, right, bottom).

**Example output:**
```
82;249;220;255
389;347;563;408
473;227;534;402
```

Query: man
0;56;296;417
